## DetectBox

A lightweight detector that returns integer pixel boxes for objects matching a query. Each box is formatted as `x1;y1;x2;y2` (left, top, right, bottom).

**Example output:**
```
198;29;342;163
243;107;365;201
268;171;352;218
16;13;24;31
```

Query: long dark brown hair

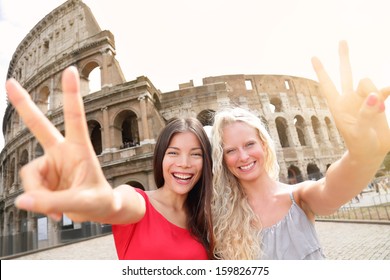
153;117;214;258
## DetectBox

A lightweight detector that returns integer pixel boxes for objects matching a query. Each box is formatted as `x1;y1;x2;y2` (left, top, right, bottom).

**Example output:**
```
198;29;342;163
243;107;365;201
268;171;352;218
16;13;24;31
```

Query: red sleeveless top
112;188;208;260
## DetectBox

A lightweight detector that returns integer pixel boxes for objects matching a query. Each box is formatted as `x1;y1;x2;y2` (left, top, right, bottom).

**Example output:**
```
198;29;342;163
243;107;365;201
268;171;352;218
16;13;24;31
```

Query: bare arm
6;67;145;224
299;41;390;215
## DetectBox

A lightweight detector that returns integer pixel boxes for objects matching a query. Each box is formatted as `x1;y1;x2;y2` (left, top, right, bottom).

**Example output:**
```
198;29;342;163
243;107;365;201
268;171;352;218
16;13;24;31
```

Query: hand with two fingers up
312;41;390;163
5;67;117;223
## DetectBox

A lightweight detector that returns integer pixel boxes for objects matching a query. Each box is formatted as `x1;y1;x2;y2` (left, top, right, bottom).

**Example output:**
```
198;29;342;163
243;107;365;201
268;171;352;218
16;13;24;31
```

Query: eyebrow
167;146;202;151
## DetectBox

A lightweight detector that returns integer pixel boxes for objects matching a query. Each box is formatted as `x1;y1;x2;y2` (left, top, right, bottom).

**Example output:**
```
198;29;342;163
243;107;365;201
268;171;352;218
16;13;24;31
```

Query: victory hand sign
6;67;121;223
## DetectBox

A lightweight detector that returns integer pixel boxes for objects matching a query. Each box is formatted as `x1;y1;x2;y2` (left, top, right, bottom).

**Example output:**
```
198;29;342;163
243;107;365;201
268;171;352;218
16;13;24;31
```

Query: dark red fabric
112;188;208;260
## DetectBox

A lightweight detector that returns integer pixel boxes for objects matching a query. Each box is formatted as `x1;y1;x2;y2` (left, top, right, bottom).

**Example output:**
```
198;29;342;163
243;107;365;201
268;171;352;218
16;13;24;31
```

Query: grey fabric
259;192;326;260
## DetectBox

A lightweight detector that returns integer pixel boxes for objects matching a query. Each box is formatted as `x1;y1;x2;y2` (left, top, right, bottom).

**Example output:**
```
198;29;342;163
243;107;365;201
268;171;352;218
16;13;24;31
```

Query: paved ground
316;221;390;260
7;221;390;260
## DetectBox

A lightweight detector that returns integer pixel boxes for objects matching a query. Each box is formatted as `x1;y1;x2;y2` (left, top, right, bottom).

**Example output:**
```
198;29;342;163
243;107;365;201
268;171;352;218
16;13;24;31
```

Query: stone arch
288;165;303;184
294;115;307;146
35;143;44;158
307;163;322;180
80;60;101;95
275;117;289;147
8;158;15;189
87;120;102;155
197;109;215;126
270;97;283;112
36;86;50;113
325;117;337;146
6;118;12;141
126;180;145;191
19;149;29;167
12;111;20;138
113;110;140;149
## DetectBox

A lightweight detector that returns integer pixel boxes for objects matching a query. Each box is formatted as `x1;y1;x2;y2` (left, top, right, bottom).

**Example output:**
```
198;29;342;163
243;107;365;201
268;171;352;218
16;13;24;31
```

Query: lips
239;161;255;171
172;173;193;181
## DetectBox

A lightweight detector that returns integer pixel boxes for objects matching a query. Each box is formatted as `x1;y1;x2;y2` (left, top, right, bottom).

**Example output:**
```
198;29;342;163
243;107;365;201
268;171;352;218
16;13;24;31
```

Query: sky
0;0;390;150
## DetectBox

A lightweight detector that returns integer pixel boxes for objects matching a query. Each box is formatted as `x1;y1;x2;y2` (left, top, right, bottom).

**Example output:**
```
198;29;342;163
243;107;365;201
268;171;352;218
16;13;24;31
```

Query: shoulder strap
289;190;297;205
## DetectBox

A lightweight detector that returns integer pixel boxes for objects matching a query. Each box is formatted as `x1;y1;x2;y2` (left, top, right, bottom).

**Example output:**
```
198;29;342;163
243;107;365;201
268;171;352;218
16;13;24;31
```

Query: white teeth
240;162;254;170
173;173;192;180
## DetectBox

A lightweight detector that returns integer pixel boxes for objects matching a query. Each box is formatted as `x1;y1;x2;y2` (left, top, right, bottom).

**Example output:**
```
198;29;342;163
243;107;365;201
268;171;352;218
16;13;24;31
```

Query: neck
240;174;277;201
155;187;188;210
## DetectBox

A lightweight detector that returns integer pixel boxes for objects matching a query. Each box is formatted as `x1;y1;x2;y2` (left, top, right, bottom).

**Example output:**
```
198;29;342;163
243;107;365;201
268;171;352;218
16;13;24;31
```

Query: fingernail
366;94;378;106
15;195;35;210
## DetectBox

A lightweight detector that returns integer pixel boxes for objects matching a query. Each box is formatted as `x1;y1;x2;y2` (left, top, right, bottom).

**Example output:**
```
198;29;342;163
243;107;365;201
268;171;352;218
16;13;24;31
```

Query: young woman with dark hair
113;117;214;259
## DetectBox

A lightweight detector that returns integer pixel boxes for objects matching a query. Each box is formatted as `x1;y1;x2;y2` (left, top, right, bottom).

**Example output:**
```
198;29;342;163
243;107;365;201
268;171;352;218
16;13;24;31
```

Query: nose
238;148;249;161
177;155;191;167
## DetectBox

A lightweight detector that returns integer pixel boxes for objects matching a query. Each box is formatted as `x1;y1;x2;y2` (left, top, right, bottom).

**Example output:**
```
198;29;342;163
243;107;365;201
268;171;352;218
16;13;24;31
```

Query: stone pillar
101;106;111;153
28;213;37;252
0;163;4;195
286;118;301;147
13;150;20;192
1;211;7;256
49;77;55;111
138;94;150;143
101;49;113;88
47;219;60;247
307;121;319;149
319;121;332;148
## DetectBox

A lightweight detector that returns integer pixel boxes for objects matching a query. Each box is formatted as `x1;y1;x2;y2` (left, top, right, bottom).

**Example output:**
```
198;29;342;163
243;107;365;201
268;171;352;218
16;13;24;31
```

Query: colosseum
0;0;345;257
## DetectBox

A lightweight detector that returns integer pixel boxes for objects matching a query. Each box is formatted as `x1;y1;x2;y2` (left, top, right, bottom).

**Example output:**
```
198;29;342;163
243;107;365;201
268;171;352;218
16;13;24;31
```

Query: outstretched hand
6;67;115;223
312;41;390;161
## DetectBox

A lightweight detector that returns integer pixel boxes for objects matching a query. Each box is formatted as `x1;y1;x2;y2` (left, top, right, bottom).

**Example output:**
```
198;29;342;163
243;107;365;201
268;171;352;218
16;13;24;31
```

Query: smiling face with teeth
162;131;203;195
222;121;267;185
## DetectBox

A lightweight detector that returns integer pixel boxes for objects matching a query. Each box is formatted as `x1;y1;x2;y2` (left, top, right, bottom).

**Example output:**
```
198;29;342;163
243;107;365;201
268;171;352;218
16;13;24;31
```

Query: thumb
15;190;79;217
15;193;62;221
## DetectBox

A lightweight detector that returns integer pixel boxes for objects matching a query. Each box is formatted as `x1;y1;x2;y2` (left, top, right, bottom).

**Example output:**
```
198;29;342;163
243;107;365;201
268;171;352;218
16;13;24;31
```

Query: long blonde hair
211;107;279;259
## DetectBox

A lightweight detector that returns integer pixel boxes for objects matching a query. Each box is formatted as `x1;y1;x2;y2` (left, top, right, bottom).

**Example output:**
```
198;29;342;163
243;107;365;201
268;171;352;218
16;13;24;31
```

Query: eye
191;149;203;157
192;153;203;158
225;148;235;155
166;149;178;155
246;141;255;147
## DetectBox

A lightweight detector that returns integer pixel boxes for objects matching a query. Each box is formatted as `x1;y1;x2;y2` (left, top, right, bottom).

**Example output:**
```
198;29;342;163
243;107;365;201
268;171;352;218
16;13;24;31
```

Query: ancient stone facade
0;0;345;257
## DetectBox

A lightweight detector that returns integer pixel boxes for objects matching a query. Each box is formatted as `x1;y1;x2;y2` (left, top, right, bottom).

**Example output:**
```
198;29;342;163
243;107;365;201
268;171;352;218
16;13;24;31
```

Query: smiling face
162;131;203;195
222;121;267;185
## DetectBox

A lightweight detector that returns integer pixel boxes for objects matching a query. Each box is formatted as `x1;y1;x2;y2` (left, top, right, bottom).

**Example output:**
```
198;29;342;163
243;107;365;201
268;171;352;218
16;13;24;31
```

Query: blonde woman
211;41;390;259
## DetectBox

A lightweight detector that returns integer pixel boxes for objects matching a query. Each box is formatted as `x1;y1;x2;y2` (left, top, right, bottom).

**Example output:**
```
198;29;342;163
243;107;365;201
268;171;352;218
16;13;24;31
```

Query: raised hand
6;67;115;223
311;41;390;161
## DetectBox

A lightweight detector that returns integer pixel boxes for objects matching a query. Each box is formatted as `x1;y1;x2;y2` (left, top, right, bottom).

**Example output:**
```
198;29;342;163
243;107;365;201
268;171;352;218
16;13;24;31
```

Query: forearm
323;151;384;208
100;185;146;225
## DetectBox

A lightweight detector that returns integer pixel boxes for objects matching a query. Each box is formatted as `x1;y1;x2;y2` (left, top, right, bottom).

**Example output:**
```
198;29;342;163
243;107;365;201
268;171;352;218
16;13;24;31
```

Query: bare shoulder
287;181;319;221
290;179;323;199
